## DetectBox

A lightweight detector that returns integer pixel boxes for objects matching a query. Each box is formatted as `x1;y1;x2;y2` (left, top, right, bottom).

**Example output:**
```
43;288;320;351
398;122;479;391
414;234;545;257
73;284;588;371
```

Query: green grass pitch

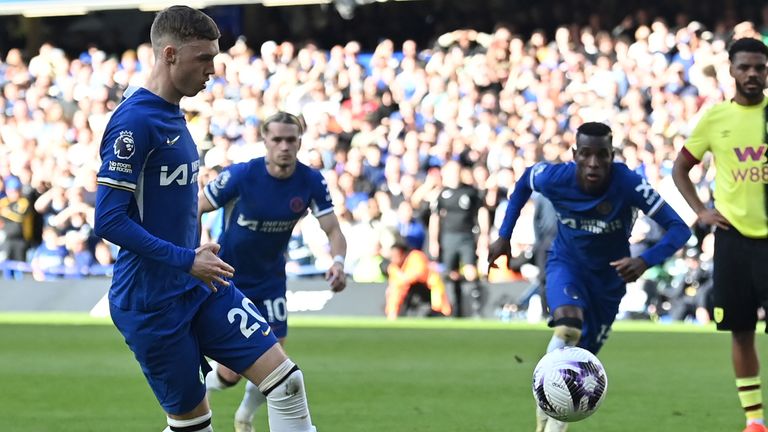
0;313;763;431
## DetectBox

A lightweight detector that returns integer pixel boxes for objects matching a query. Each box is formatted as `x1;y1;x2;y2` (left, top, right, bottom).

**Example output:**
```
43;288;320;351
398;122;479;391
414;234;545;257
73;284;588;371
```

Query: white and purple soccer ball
532;346;608;422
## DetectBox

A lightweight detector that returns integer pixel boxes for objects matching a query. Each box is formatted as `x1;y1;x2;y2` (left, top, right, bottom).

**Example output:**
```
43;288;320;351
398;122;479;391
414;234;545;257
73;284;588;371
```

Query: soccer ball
532;346;608;422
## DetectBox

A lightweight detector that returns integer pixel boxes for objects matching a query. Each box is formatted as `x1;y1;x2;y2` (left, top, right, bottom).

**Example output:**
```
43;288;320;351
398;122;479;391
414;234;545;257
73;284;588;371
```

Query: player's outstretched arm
611;201;691;283
622;167;691;272
639;202;692;268
318;212;347;292
490;166;536;268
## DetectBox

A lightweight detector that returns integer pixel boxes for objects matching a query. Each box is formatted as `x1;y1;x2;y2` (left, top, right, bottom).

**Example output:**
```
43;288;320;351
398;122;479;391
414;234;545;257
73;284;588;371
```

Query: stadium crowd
2;6;767;320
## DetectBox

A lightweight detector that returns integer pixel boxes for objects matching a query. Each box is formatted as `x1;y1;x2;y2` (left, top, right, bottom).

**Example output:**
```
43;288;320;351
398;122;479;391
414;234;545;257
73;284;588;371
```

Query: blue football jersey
203;158;333;297
500;162;689;270
533;162;660;267
95;87;201;310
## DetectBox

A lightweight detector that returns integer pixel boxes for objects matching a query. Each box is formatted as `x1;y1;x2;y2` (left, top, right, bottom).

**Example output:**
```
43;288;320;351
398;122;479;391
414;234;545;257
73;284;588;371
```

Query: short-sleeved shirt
683;99;768;238
203;158;333;298
433;184;482;235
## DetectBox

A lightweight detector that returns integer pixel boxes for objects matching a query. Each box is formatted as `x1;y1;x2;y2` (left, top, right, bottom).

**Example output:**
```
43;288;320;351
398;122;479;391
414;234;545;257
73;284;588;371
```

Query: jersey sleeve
203;164;246;209
621;167;691;267
94;187;196;271
498;164;541;239
96;112;152;192
527;162;551;194
682;108;712;162
640;203;691;267
309;169;334;218
623;167;666;218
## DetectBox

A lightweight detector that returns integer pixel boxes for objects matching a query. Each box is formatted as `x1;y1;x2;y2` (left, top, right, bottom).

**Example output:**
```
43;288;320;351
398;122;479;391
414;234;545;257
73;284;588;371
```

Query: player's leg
734;330;763;432
163;399;213;432
441;240;463;317
198;287;315;432
546;309;583;351
110;287;216;432
206;361;242;391
543;259;587;352
535;260;587;432
537;306;583;432
240;343;315;432
234;293;290;431
459;236;484;318
578;271;625;355
749;235;768;432
712;229;766;431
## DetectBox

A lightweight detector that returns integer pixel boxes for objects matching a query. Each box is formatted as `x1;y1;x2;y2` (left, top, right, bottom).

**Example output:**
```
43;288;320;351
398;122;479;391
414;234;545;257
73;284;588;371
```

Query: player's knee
265;367;307;404
260;360;314;424
259;359;304;401
165;412;213;432
551;317;583;345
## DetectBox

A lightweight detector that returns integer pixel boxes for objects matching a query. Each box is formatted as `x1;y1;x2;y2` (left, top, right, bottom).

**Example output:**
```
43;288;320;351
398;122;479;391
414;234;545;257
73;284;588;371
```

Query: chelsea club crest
596;201;613;215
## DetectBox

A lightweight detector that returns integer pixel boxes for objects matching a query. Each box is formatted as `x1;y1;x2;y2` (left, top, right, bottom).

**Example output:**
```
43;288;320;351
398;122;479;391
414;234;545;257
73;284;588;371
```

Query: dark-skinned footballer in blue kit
488;121;691;432
94;6;317;432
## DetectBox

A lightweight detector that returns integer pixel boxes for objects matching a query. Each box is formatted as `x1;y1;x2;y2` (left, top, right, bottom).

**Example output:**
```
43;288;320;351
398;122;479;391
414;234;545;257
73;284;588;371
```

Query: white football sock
544;418;568;432
546;326;581;353
535;405;549;432
206;361;239;392
235;380;267;424
164;411;213;431
259;360;316;432
546;334;569;353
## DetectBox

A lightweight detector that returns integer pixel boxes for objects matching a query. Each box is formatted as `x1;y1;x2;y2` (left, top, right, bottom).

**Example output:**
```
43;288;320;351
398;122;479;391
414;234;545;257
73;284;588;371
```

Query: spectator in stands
395;200;426;251
63;230;96;277
0;176;33;264
30;225;67;281
34;184;68;228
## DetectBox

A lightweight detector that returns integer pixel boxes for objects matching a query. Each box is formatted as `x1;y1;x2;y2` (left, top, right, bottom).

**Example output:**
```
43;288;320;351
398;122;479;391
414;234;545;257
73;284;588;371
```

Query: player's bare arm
196;189;217;243
476;205;490;258
197;189;217;217
672;152;731;229
318;212;347;292
428;211;440;260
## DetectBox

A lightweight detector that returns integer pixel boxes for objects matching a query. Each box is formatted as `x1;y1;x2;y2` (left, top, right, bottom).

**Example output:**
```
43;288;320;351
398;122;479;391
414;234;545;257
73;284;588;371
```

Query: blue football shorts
239;279;289;339
545;256;625;354
110;283;278;415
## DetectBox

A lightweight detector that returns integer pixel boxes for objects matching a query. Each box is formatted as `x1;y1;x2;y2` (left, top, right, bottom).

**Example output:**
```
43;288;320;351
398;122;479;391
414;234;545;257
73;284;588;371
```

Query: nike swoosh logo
166;135;180;146
262;327;271;336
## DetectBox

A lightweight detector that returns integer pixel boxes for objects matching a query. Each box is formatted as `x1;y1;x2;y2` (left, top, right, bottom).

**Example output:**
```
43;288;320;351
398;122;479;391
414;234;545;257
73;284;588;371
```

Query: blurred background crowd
3;0;768;322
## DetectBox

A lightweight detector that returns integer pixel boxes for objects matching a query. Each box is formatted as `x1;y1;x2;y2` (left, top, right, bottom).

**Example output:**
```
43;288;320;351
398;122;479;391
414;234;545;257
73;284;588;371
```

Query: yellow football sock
737;376;764;424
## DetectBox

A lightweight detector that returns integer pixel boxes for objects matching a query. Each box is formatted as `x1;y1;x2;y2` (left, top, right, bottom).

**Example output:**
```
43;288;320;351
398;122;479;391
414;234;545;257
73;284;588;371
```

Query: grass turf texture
0;314;759;431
